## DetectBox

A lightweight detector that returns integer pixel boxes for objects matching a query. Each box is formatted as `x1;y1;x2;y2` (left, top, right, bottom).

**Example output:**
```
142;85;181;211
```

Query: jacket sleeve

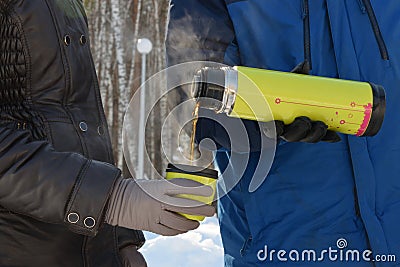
0;125;121;236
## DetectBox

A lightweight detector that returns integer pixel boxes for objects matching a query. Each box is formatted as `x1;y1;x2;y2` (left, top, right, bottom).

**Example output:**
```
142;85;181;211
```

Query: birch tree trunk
84;0;171;178
110;0;128;168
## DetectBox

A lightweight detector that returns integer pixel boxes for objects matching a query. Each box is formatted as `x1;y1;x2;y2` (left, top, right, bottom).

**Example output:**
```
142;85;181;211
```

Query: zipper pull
358;0;366;14
301;0;309;19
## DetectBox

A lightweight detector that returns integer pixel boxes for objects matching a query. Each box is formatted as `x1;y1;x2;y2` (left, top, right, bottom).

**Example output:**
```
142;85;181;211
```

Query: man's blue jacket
167;1;400;266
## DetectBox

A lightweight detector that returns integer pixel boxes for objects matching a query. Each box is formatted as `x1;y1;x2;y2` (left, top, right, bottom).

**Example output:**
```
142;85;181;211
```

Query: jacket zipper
361;0;389;60
357;0;366;13
302;0;312;72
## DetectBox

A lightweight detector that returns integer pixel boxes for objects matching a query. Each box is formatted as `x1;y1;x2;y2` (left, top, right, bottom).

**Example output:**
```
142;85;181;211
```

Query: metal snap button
67;212;80;224
64;35;71;46
79;121;88;132
84;217;96;228
97;125;104;136
79;34;87;45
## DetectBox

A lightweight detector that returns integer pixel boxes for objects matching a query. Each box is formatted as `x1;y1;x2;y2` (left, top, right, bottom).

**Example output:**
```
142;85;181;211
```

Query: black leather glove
274;116;341;143
265;61;341;143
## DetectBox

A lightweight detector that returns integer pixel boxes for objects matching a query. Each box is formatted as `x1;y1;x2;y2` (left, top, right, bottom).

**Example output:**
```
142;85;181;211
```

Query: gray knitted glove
105;178;215;236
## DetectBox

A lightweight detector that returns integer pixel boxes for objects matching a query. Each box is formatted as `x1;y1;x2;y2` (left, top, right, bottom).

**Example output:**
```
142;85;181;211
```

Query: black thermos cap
166;163;218;179
362;83;386;137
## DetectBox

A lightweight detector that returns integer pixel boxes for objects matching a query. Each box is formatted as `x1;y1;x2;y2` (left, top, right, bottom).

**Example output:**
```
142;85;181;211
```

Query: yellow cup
165;163;218;221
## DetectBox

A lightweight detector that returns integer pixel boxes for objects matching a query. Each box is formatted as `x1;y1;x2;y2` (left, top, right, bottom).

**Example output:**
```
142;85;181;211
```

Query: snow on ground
141;216;224;267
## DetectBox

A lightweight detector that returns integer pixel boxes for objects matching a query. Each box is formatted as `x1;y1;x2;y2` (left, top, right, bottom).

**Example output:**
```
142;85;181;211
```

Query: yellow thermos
191;66;386;136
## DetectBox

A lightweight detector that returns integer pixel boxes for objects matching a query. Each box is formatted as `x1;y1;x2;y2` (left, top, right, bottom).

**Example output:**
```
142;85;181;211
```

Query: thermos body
192;66;386;137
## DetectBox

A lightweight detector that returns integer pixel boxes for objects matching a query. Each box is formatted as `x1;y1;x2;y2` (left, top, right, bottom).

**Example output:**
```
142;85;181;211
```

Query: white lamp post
137;38;153;179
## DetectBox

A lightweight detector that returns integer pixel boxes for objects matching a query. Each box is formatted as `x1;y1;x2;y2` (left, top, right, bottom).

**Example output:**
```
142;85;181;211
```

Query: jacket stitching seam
114;227;123;266
92;169;122;231
66;160;92;216
42;0;71;106
42;0;87;151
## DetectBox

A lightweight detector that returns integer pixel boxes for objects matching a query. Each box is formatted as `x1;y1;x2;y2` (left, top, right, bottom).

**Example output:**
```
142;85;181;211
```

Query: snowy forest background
83;0;171;178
